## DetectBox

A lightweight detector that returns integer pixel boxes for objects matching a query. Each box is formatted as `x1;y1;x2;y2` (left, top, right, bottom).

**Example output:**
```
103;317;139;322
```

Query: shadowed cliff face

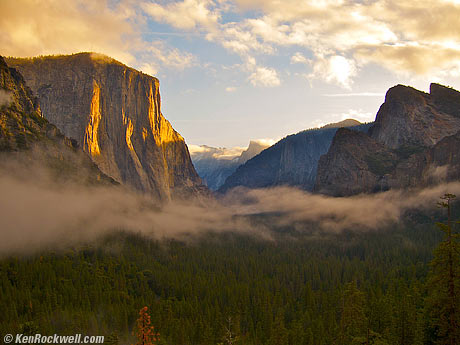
314;128;397;196
315;84;460;196
7;53;204;201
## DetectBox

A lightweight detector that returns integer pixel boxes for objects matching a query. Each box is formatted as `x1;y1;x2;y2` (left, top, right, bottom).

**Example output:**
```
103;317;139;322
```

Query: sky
2;0;460;148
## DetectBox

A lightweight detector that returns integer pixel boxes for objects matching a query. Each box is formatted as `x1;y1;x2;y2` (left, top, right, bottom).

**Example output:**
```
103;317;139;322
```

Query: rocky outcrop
0;56;43;151
369;84;460;149
314;128;397;196
7;53;204;201
315;83;460;196
0;56;115;185
315;128;460;196
219;121;371;193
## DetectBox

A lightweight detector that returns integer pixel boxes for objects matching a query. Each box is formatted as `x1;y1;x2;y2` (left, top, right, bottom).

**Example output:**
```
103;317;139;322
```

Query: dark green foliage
394;144;425;160
364;152;396;176
426;194;460;345
0;218;447;345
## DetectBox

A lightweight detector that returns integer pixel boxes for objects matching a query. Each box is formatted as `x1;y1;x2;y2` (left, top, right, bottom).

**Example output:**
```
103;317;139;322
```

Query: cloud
139;41;196;75
0;0;196;75
225;86;237;92
355;43;460;76
146;0;460;85
188;144;245;160
0;0;136;65
338;109;374;123
1;148;459;255
5;0;460;88
249;66;281;87
142;0;220;30
291;52;310;64
251;138;276;146
308;55;357;89
222;183;460;232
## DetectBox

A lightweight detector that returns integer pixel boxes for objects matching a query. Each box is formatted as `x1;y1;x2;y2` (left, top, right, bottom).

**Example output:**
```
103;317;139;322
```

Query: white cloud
225;86;237;92
252;138;276;146
7;0;460;89
189;144;246;160
141;0;220;30
308;55;357;89
141;41;196;74
340;109;374;123
249;66;281;87
291;52;310;64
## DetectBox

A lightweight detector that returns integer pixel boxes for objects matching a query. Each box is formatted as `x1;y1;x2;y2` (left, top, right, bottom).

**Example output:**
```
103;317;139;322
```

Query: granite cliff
369;84;460;148
315;84;460;196
0;56;114;185
7;53;204;201
219;120;371;193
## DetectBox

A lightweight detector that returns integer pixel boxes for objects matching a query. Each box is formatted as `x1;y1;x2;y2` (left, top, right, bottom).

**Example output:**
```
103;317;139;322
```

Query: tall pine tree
426;194;460;345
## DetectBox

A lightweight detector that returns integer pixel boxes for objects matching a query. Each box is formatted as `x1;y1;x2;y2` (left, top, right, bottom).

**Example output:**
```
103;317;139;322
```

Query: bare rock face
369;84;460;149
315;83;460;196
391;130;460;188
7;53;204;201
0;56;115;185
314;128;397;196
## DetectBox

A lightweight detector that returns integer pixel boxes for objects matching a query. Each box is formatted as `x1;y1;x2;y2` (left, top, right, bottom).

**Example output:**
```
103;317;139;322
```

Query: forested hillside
1;202;458;345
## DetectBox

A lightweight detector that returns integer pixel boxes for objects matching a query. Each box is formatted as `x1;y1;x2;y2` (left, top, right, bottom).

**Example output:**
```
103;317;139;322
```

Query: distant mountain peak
237;140;270;165
320;118;361;129
190;140;271;190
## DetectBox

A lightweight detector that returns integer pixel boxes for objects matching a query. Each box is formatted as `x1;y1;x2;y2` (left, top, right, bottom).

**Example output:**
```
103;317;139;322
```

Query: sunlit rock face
315;84;460;196
7;53;204;201
369;84;460;149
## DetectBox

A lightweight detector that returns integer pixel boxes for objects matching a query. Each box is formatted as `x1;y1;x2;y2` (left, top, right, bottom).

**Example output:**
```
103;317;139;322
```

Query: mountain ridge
218;120;371;193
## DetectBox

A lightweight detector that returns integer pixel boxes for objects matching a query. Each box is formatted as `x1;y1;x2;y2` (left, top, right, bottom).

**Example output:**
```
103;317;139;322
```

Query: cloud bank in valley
1;152;459;255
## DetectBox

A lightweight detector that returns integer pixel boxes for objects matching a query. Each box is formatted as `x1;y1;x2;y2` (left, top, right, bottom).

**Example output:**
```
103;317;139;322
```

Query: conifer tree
427;194;460;345
339;280;368;345
133;307;160;345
